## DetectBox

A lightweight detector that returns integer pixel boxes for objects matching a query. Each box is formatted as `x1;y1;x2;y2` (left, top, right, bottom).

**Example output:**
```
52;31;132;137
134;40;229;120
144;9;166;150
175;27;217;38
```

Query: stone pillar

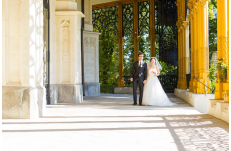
193;2;199;93
176;0;186;90
149;0;155;57
188;1;195;92
54;0;85;103
82;0;101;96
117;3;125;87
215;0;229;101
2;0;46;119
177;25;182;88
83;32;101;96
196;0;210;94
186;14;191;75
180;21;189;90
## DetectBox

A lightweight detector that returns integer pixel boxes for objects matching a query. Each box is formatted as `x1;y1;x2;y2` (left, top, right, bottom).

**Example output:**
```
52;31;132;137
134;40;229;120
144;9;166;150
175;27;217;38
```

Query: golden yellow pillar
133;0;139;62
225;0;229;102
149;0;155;57
196;0;210;94
188;1;194;92
176;0;187;90
181;21;189;90
192;2;199;93
117;3;125;87
186;14;191;75
216;0;229;101
177;24;182;88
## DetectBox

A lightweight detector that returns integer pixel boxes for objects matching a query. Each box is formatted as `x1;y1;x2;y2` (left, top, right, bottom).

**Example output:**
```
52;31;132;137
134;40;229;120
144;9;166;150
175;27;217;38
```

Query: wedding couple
130;53;176;106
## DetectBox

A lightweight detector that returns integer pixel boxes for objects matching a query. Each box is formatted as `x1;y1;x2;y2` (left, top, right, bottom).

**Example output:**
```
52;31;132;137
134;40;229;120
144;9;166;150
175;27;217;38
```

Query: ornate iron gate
92;1;178;93
43;0;50;104
155;0;178;67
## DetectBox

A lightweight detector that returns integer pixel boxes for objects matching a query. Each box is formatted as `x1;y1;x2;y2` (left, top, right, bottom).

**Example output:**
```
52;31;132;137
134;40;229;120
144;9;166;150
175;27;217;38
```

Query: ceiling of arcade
92;0;120;5
92;0;149;9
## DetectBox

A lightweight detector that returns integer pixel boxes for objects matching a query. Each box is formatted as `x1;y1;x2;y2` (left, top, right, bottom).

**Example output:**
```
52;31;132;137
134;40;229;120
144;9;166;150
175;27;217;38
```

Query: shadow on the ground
3;114;229;151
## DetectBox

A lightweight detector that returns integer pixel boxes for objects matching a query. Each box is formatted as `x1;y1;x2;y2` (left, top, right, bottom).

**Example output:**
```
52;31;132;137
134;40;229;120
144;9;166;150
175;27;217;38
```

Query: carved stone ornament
84;37;96;47
61;20;70;29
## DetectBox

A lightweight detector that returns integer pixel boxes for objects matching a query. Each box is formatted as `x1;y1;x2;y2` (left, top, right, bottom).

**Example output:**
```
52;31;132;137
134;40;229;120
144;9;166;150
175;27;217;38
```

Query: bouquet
152;71;157;75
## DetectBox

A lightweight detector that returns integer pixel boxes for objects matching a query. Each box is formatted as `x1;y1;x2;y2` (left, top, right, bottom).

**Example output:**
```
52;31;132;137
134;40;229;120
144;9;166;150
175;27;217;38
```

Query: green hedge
100;84;117;93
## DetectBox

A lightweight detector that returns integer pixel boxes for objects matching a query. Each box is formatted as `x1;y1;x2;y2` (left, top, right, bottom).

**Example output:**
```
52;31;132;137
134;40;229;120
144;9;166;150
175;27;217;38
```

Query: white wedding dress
142;67;176;106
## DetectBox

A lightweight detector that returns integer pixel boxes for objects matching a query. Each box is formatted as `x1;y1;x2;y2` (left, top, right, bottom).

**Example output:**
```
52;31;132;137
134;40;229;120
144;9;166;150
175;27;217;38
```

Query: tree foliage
208;0;217;63
99;32;119;85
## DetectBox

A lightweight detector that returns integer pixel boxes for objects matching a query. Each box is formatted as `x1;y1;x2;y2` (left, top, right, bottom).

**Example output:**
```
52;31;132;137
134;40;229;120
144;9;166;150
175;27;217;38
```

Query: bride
142;57;176;106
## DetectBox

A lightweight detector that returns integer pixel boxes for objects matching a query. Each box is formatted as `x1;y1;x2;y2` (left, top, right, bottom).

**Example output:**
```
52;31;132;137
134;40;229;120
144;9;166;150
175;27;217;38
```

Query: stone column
215;0;229;101
177;25;182;89
117;3;125;87
193;2;200;93
188;1;195;92
225;0;229;102
2;0;46;119
82;0;101;96
149;0;155;57
197;0;210;94
186;14;191;75
176;0;186;90
181;21;189;90
53;0;85;103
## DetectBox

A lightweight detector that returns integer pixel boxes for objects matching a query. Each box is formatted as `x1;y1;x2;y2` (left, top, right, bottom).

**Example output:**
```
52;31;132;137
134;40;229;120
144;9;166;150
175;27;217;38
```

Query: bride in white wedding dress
142;57;176;106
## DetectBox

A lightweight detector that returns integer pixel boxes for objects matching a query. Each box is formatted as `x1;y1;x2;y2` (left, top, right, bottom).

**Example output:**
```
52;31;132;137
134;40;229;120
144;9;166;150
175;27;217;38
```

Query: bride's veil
148;57;162;72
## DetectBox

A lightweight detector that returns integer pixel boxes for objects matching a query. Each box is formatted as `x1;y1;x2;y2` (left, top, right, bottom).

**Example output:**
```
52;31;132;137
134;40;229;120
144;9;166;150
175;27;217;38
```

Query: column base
189;80;194;92
177;80;181;88
215;82;223;99
2;86;46;119
196;79;211;94
180;80;187;90
84;82;100;96
193;81;197;93
50;84;83;104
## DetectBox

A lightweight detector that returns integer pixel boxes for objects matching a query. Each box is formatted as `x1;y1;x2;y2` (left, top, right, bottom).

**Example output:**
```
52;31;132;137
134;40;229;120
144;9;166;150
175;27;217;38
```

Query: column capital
199;0;208;7
187;1;193;10
183;21;189;30
194;3;200;13
190;10;194;19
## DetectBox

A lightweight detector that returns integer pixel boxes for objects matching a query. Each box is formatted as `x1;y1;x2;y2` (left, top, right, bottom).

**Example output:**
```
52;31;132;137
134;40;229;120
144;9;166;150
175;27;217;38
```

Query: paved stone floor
2;94;229;151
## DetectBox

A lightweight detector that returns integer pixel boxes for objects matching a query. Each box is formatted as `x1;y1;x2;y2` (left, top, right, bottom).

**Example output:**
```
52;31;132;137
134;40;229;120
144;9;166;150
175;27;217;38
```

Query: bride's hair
150;57;156;62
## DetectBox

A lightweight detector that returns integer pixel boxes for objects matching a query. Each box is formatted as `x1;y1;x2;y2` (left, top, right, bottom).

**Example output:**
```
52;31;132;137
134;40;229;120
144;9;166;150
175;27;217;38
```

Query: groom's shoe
139;104;142;106
133;103;137;105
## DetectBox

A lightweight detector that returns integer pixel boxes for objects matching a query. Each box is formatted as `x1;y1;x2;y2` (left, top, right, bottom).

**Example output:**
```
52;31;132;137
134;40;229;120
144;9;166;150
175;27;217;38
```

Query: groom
130;53;147;106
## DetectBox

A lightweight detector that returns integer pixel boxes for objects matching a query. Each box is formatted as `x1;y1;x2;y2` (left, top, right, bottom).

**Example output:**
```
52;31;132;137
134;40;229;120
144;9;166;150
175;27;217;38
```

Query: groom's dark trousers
133;78;144;105
130;61;147;105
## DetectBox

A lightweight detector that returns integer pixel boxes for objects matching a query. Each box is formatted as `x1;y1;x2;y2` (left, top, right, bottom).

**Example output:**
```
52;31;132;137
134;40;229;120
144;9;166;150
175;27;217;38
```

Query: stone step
2;116;163;124
2;121;167;132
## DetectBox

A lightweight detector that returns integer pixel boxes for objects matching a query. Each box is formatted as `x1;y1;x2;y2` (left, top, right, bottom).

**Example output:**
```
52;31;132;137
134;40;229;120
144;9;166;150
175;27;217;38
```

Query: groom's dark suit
130;61;147;105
